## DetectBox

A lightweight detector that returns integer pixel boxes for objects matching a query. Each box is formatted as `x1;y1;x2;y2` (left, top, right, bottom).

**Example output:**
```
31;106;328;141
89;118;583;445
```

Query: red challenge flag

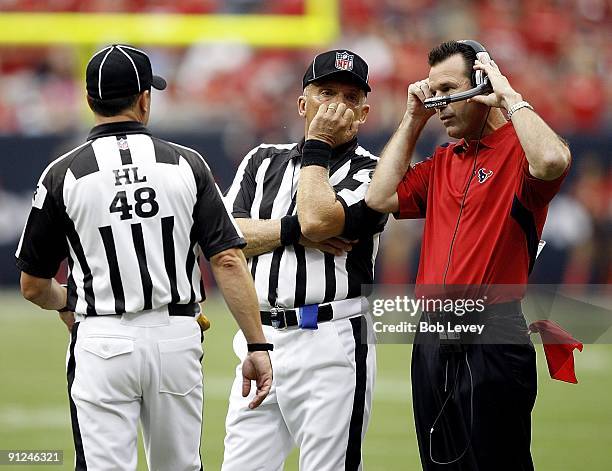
529;320;583;384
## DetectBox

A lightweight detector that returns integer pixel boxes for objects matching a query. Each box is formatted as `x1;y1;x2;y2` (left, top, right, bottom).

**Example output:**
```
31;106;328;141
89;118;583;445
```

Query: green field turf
1;290;610;470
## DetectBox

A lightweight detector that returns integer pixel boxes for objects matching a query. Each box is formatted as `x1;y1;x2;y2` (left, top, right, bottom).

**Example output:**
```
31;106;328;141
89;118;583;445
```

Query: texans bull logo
477;168;493;184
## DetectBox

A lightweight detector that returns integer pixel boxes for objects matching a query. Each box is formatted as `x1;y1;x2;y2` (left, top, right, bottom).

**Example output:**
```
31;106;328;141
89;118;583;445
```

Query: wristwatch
507;100;534;119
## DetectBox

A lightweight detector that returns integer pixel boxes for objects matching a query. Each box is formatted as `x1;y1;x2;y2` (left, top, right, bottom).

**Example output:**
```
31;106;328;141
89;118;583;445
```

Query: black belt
260;304;333;329
422;301;523;352
168;303;199;317
82;303;199;317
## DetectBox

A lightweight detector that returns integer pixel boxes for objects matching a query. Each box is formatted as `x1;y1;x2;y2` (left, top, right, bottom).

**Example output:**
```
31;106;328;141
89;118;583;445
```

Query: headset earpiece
457;39;489;87
423;39;493;109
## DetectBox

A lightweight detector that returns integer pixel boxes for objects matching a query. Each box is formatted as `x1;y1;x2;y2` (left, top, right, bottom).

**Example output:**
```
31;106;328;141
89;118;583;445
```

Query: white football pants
222;315;376;471
66;309;203;471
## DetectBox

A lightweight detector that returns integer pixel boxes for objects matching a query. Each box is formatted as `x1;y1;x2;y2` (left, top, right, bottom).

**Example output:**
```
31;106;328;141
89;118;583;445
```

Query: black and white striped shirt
16;121;245;315
224;138;387;311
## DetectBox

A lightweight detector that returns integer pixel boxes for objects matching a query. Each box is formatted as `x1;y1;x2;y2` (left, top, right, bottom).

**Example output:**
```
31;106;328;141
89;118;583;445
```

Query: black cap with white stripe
86;44;167;100
303;49;371;93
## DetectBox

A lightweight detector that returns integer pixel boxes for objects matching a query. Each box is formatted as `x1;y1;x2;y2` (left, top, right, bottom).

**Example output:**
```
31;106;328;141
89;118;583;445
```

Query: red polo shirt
396;122;568;301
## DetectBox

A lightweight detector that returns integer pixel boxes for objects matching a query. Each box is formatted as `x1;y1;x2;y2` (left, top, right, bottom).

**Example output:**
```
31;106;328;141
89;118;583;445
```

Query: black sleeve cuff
15;257;57;279
204;237;247;260
337;199;388;240
302;139;332;168
280;215;301;246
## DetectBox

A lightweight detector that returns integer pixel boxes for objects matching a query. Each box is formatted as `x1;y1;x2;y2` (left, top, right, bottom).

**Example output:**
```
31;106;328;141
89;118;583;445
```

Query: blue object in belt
298;304;319;330
260;304;334;329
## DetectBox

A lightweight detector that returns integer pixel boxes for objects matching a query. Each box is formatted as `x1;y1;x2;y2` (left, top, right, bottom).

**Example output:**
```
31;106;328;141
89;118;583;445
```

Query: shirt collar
452;121;513;154
88;121;151;140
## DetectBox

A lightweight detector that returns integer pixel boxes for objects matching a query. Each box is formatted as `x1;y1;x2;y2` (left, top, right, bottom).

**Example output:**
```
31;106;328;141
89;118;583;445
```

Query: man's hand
241;351;273;409
468;59;522;110
299;235;356;256
405;79;436;123
307;102;358;147
59;311;75;332
366;80;433;215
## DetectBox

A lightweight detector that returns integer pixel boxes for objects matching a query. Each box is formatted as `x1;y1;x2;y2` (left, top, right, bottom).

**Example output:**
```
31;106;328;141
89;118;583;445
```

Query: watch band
247;343;274;352
507;100;533;119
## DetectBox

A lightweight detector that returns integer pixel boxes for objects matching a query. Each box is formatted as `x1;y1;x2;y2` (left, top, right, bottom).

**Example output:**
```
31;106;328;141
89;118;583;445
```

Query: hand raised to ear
468;60;522;110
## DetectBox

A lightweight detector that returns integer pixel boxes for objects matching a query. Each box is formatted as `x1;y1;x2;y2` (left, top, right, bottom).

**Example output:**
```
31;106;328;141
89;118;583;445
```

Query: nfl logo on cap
302;49;370;93
335;52;354;71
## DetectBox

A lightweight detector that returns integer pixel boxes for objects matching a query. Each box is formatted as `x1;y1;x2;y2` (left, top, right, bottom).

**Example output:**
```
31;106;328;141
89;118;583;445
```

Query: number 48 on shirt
109;166;159;220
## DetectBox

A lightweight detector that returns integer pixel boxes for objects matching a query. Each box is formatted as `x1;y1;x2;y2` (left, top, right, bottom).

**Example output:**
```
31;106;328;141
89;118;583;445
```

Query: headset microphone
423;40;493;110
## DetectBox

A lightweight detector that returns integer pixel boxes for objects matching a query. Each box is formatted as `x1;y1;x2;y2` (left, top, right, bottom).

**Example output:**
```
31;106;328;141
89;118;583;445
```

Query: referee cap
303;49;371;93
86;44;167;100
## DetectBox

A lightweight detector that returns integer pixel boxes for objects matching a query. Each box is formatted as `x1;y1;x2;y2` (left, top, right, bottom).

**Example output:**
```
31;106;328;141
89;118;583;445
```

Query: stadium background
0;0;610;469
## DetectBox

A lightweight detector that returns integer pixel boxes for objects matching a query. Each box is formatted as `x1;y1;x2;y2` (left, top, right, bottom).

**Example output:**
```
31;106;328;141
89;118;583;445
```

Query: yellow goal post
0;0;339;47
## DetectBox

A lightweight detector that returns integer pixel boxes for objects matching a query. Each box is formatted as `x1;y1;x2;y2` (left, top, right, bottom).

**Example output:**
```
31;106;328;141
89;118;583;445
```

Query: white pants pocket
81;336;135;359
158;333;203;395
74;336;137;402
330;318;358;371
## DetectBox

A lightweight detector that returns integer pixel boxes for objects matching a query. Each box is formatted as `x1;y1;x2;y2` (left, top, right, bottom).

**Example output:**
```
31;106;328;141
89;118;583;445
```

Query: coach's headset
423;40;493;110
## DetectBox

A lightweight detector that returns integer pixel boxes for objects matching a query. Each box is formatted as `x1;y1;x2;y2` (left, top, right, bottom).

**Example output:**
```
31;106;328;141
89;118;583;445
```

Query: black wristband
301;139;332;168
247;343;274;352
280;215;301;246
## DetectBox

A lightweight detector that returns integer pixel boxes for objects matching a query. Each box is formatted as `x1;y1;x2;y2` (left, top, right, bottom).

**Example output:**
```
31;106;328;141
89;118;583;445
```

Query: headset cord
433;108;489;465
442;107;491;287
429;351;475;465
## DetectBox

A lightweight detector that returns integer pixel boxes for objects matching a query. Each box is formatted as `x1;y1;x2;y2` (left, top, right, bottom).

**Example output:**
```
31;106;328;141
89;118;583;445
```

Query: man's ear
139;90;151;114
297;95;307;117
358;103;370;124
86;95;94;112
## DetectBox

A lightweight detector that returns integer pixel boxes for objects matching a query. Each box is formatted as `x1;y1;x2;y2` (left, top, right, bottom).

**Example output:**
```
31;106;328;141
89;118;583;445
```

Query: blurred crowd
0;0;304;14
0;0;610;285
0;0;610;137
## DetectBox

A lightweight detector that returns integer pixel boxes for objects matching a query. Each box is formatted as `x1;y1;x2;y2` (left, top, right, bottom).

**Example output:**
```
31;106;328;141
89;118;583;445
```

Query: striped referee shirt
224;138;387;311
16;121;245;315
